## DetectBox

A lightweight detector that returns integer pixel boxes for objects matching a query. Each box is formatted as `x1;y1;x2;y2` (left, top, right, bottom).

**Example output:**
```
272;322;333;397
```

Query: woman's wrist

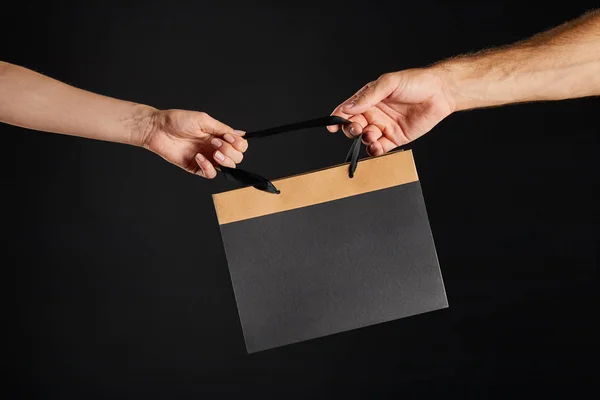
128;104;159;148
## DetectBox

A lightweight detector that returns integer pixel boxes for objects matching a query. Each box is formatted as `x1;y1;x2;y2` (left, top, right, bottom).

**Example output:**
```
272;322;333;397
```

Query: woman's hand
139;109;248;178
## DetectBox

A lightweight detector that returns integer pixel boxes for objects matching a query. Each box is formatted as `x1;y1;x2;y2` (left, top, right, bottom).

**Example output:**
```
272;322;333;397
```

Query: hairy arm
330;9;600;155
436;9;600;111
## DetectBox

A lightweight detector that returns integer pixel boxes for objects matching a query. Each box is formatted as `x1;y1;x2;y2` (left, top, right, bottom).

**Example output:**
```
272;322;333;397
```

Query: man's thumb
341;75;396;114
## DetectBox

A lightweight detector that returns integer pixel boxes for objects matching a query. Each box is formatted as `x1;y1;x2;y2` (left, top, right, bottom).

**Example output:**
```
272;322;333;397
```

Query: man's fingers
340;74;397;115
328;109;353;133
366;141;383;157
368;136;399;156
329;74;398;132
362;126;383;145
362;105;407;146
328;90;362;133
341;117;366;139
195;153;217;179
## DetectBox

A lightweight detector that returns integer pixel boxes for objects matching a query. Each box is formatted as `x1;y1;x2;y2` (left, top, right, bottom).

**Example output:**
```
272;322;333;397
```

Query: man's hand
138;109;248;179
330;9;600;157
328;69;455;156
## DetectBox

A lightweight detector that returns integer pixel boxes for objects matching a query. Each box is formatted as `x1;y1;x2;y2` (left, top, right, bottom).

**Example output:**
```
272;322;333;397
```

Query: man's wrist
430;56;493;112
430;45;535;113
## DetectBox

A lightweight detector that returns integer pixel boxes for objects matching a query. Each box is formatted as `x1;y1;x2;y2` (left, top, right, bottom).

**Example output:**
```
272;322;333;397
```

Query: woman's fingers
210;137;242;167
221;132;248;153
194;153;217;179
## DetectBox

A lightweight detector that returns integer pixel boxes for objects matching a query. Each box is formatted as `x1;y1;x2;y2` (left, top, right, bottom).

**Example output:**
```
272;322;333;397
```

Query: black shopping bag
213;123;447;353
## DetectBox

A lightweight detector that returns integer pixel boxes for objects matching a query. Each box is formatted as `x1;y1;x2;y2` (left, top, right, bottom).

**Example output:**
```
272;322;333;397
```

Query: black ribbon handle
220;116;362;194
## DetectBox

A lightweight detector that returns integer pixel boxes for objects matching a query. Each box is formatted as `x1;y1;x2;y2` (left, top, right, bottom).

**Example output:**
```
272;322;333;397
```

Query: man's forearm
433;9;600;111
0;61;155;145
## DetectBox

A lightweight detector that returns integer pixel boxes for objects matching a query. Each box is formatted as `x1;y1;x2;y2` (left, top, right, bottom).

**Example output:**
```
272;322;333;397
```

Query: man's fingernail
233;130;246;135
343;101;355;110
211;138;223;148
214;151;225;161
196;153;206;162
223;133;235;144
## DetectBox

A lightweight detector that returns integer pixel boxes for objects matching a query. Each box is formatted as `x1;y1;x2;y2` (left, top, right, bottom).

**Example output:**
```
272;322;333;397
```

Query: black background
4;0;598;398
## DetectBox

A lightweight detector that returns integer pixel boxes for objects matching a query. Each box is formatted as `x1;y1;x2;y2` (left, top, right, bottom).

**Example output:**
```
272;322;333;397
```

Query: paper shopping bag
213;149;447;353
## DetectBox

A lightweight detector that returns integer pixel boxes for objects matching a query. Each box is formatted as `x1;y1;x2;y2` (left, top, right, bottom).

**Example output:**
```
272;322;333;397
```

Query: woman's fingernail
233;130;246;136
211;138;223;148
343;101;355;110
223;133;235;144
214;151;225;161
349;126;357;136
196;153;206;162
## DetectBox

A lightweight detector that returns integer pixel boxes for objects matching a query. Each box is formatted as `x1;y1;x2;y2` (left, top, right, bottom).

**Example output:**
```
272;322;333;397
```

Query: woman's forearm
0;61;155;145
434;9;600;111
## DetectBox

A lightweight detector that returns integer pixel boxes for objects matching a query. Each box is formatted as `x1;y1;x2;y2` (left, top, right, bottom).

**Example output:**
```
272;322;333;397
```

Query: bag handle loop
220;116;361;194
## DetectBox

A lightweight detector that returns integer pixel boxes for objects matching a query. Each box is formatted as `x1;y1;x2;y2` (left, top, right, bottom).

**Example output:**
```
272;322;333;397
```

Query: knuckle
353;84;370;102
379;73;390;81
358;81;374;96
378;73;393;86
381;72;401;89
